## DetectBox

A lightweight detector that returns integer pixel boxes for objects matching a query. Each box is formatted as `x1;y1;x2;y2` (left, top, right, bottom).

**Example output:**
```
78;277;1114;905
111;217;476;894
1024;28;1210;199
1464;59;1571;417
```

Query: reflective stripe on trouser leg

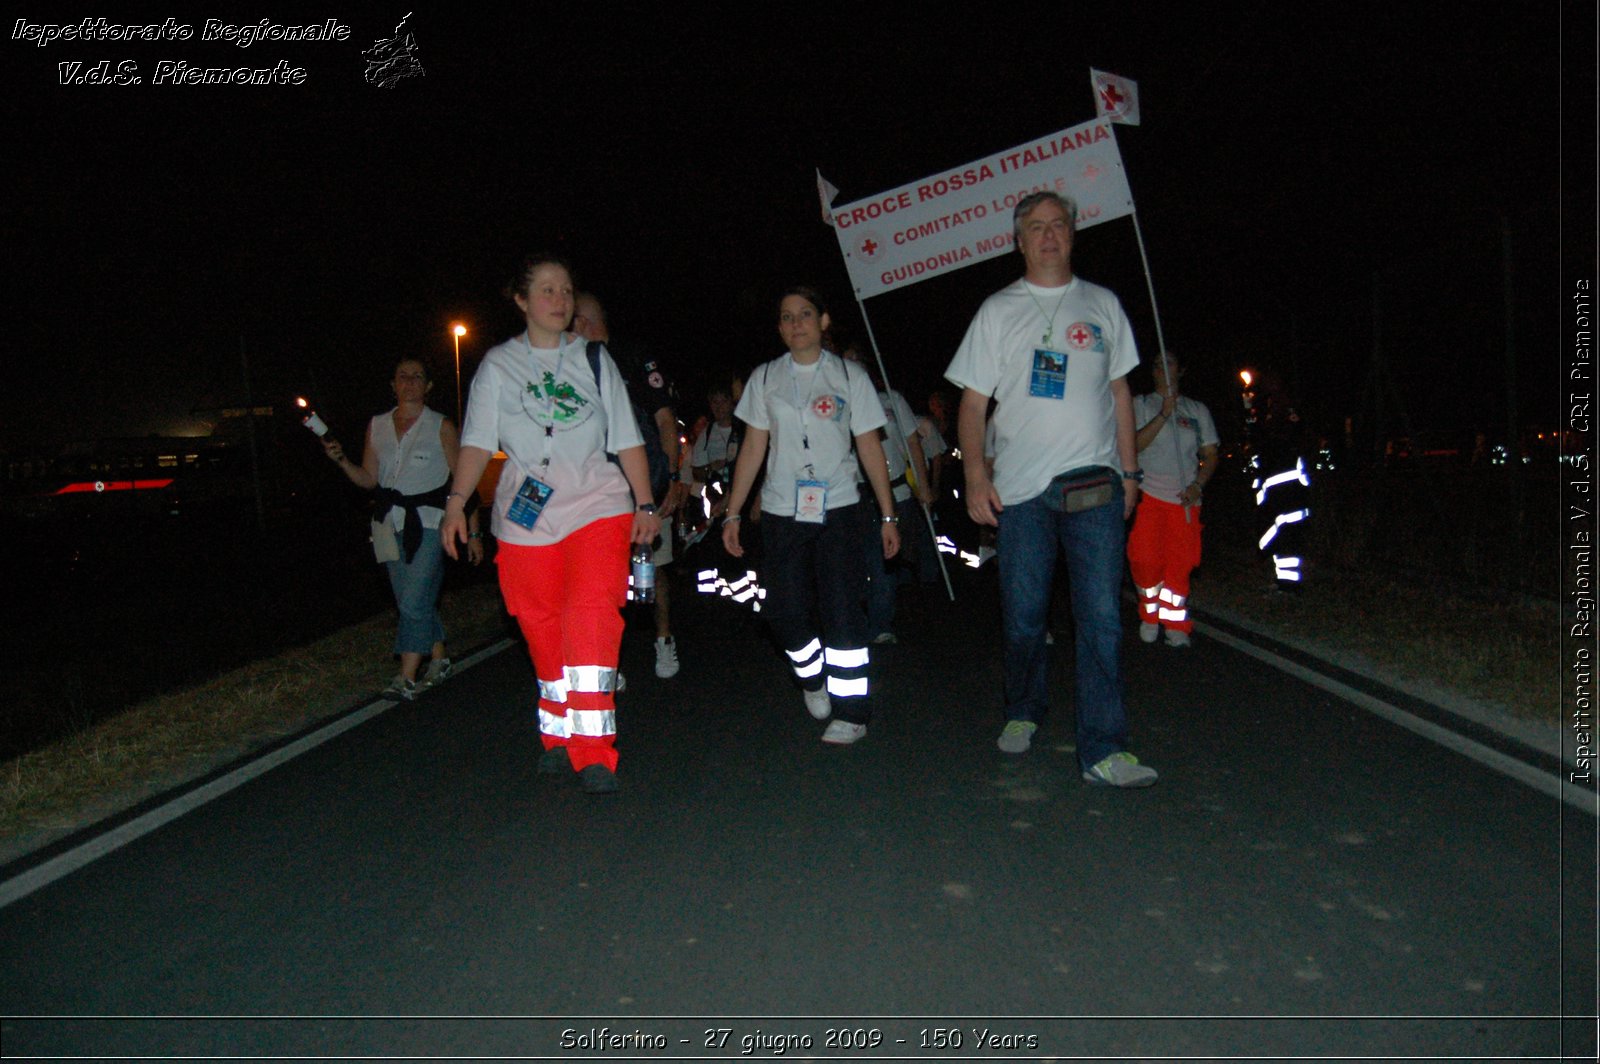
536;677;571;741
785;637;824;683
564;665;618;739
1156;586;1187;624
825;645;870;703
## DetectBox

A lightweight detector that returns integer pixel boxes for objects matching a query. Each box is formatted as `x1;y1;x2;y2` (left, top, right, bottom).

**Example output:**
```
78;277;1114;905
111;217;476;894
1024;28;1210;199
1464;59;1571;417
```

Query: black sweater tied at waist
373;483;450;563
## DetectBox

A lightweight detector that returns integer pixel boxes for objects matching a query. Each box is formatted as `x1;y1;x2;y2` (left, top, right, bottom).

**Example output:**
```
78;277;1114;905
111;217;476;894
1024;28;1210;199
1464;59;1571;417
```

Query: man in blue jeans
944;191;1158;788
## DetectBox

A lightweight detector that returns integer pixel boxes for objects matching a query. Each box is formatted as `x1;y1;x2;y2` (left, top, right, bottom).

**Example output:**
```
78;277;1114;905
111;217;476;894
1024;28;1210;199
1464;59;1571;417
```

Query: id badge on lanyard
1029;348;1069;399
794;478;828;523
506;474;555;531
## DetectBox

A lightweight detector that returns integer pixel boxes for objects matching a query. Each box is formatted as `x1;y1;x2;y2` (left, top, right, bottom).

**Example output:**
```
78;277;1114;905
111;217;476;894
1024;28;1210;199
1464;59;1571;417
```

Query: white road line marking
0;638;516;910
1197;622;1596;816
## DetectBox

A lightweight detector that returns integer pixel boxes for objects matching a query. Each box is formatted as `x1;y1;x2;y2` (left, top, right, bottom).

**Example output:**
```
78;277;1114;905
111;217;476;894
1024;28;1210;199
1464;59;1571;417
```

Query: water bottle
631;543;656;603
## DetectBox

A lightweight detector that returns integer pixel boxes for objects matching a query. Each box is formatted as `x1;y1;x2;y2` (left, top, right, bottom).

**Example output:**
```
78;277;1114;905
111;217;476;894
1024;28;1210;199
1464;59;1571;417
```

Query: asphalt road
1;564;1594;1061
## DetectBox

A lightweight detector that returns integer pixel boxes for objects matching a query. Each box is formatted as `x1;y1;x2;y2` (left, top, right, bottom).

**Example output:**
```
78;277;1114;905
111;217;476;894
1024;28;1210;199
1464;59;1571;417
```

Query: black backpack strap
586;341;607;450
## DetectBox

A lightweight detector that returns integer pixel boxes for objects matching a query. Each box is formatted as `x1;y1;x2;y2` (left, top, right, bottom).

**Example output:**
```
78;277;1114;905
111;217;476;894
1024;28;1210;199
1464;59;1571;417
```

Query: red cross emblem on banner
1099;84;1126;114
860;237;878;256
1066;323;1095;350
813;395;837;419
1081;163;1102;181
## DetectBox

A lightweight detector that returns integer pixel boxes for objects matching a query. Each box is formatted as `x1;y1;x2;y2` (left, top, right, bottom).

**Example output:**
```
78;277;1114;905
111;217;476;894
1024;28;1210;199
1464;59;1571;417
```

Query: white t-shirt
874;389;922;503
1134;392;1219;504
917;415;948;460
945;276;1139;506
735;351;886;516
691;421;738;469
461;332;644;546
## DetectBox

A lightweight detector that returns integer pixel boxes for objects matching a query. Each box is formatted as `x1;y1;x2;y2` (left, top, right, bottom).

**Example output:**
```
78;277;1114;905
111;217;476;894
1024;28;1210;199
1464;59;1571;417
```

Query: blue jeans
863;496;920;636
997;492;1128;770
386;527;446;655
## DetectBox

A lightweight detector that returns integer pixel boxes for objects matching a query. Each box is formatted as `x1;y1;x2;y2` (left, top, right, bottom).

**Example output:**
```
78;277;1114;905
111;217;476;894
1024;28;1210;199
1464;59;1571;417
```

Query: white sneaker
1139;622;1160;643
654;636;680;678
803;687;832;720
384;675;420;702
1165;629;1191;647
821;720;867;744
422;657;453;686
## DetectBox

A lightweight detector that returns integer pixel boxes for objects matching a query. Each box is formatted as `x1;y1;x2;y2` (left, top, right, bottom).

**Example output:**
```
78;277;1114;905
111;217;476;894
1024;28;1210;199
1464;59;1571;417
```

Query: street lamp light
450;323;468;425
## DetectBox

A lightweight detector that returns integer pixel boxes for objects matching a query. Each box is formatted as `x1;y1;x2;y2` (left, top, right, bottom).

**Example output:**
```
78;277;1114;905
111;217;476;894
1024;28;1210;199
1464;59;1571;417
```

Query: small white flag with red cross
1091;68;1140;125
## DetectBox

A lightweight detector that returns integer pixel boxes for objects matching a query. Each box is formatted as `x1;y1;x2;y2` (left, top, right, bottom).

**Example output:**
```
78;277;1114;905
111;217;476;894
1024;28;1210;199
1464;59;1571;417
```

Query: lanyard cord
519;332;570;472
789;352;826;476
1025;282;1073;346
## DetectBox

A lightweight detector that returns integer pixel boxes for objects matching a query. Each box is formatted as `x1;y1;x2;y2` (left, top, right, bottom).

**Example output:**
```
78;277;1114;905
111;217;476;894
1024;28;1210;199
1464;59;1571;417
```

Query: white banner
829;118;1135;300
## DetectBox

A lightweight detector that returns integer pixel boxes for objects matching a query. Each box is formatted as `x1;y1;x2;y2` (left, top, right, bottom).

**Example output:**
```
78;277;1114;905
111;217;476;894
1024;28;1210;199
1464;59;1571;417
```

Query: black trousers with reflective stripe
760;504;873;724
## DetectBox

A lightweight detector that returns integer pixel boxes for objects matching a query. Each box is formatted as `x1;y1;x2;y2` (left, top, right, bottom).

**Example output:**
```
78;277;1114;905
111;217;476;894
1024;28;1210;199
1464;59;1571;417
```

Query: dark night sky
2;2;1586;452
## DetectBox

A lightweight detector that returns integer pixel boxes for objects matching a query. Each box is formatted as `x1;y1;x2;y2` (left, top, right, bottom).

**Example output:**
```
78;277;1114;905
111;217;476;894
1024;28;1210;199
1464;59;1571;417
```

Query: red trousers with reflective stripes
496;513;630;774
1126;494;1203;635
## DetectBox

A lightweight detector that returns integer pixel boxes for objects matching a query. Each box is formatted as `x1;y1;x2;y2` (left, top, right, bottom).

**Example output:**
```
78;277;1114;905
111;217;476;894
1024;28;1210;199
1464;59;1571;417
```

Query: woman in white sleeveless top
324;358;479;699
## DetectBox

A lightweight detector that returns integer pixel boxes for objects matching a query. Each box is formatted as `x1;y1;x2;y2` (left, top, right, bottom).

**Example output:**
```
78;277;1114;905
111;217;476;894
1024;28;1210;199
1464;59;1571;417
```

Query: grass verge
0;582;509;866
1192;536;1558;722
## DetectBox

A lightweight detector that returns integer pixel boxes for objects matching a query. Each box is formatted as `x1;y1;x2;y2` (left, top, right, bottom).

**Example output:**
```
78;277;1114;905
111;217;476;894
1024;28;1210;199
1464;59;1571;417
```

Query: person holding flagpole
720;286;900;745
1127;350;1219;647
945;191;1158;787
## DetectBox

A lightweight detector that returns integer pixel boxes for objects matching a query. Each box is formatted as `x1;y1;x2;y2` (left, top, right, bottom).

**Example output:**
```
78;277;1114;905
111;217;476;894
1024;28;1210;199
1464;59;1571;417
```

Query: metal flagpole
1128;207;1192;523
853;295;956;602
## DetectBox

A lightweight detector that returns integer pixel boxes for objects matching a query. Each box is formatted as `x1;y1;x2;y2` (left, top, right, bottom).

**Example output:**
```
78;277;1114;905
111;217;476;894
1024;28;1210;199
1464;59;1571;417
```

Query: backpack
586;341;673;504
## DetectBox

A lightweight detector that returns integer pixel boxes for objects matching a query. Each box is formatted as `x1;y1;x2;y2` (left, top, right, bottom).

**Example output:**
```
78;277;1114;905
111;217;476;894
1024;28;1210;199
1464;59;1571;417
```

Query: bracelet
467;532;483;540
724;514;742;523
446;491;466;502
881;514;899;524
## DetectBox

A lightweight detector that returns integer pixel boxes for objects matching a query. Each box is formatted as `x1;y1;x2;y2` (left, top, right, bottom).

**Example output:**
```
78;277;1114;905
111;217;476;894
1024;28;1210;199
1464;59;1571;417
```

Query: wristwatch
637;503;658;515
1121;469;1144;483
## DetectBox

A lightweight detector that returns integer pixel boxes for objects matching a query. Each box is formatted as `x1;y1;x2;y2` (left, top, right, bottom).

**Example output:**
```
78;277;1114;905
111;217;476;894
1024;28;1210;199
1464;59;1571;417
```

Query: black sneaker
579;764;619;794
537;746;572;775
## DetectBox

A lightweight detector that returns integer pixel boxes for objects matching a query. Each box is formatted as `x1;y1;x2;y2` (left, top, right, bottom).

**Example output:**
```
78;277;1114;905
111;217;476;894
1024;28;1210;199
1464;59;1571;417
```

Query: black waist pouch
1041;465;1118;513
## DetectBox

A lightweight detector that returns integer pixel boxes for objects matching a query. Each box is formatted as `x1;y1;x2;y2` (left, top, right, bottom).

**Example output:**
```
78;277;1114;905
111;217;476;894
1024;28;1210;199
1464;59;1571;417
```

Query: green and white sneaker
997;720;1037;754
1082;752;1158;788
